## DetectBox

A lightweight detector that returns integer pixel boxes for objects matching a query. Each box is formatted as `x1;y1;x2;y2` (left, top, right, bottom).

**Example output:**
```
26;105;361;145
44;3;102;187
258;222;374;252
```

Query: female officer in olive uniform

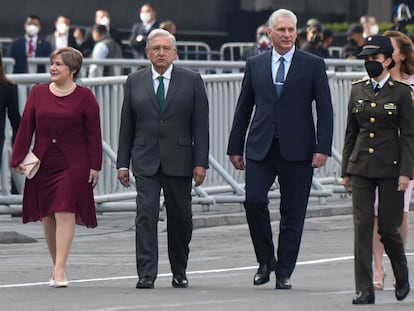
342;35;413;305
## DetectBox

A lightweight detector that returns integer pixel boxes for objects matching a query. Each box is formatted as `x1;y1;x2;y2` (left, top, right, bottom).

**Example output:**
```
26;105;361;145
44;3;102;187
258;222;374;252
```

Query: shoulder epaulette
394;79;411;86
351;77;369;85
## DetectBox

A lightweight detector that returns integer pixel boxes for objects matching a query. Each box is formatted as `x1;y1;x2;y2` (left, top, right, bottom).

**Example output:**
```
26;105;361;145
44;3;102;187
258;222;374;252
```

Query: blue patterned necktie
156;76;165;110
275;56;285;97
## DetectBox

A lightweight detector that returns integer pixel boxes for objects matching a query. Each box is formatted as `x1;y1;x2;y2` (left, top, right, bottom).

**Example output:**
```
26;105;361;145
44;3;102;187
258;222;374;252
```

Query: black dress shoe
275;277;292;289
172;273;188;288
395;280;410;301
352;292;375;304
136;277;154;289
254;258;277;285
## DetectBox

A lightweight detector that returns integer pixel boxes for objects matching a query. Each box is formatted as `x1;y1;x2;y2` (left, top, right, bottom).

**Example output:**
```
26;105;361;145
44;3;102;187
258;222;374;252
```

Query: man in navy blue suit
227;8;333;290
7;15;52;73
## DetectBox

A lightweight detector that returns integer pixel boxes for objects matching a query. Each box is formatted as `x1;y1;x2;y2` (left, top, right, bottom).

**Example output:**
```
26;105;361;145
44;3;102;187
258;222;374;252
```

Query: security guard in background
342;35;413;305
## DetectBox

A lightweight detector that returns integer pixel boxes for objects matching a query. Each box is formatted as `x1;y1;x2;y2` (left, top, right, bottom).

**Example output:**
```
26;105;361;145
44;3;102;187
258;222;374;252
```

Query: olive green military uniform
342;76;414;294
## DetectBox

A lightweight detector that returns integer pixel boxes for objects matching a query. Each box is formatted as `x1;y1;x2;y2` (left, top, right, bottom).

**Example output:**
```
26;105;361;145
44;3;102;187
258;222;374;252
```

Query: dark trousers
244;139;313;278
350;175;408;293
134;169;193;280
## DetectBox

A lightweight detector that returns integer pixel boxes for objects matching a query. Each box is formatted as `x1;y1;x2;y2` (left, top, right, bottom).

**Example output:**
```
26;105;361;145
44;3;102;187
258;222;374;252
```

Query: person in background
160;20;177;35
342;35;412;304
227;8;333;290
47;15;79;51
10;47;102;288
76;9;122;57
389;2;412;35
300;23;325;58
341;23;365;59
295;28;307;49
129;3;160;59
241;24;272;60
7;15;52;73
0;51;20;175
117;29;209;289
360;15;379;38
88;24;122;77
320;28;334;58
372;30;414;291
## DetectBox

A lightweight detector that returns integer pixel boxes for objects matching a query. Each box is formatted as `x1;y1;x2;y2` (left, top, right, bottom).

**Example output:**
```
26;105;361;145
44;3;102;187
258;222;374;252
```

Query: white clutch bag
22;150;41;179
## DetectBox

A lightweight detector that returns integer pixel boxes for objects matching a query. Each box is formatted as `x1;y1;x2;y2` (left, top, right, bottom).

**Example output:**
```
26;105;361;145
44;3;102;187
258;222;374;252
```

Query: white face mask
25;24;39;37
140;12;151;24
370;24;379;36
56;23;69;34
99;16;110;27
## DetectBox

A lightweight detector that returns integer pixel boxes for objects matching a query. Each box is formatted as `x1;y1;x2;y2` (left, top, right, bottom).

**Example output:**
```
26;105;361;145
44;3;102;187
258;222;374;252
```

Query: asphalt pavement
1;195;413;310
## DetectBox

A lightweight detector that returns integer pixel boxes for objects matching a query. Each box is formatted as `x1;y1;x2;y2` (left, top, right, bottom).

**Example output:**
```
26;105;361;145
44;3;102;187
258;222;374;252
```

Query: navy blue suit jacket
7;36;52;73
227;49;333;162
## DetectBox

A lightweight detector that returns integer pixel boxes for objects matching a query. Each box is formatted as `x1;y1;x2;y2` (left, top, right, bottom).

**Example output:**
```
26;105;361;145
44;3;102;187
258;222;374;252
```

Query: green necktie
156;76;165;110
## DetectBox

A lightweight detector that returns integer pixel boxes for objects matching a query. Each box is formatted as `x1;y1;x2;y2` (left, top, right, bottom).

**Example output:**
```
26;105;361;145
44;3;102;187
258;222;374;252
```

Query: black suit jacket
46;30;80;51
227;49;333;161
128;21;160;58
7;36;52;73
0;82;20;165
117;66;209;176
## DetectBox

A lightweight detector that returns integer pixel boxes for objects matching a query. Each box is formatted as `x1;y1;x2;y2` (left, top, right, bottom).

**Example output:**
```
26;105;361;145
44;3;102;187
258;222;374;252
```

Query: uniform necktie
275;56;285;96
374;83;381;95
156;76;165;110
27;39;34;57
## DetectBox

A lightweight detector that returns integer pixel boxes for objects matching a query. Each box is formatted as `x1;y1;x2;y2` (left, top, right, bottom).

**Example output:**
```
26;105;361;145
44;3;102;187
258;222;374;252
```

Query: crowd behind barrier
0;56;365;77
0;64;365;214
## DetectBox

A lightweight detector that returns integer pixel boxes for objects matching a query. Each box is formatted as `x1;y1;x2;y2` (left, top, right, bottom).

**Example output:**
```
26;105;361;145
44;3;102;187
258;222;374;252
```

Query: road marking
1;253;412;288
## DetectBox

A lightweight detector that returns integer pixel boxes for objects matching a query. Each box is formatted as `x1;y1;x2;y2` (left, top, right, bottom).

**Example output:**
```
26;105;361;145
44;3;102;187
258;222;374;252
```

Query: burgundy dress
10;83;102;227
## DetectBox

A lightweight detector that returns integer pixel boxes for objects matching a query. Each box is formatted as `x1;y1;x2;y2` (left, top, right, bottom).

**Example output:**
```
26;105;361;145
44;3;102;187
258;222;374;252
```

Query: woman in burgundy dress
10;47;102;288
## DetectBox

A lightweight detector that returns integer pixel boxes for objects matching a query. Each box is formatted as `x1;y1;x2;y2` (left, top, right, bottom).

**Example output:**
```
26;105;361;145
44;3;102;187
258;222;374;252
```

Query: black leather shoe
395;280;410;301
352;292;375;304
172;273;188;288
254;258;277;285
275;277;292;289
136;277;154;289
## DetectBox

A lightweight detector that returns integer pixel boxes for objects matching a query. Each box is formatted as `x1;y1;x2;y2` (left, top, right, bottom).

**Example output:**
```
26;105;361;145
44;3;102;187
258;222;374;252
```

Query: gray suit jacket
117;65;209;177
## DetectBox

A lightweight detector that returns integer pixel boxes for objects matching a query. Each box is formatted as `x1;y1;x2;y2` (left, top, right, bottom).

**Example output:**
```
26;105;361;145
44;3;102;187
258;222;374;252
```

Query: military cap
358;35;394;57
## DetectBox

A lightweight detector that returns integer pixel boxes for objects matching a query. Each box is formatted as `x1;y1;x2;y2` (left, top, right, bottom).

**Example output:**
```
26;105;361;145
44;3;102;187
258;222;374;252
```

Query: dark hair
92;24;108;36
26;15;41;22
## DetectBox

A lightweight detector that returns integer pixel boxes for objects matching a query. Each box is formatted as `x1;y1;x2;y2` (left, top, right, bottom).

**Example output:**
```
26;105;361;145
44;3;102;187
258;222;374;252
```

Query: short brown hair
50;47;83;80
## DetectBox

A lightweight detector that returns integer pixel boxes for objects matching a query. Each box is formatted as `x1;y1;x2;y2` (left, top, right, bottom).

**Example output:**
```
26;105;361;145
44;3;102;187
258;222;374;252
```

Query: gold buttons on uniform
371;102;376;108
52;139;57;143
369;132;375;138
368;148;374;154
370;117;375;123
388;111;393;115
393;161;397;165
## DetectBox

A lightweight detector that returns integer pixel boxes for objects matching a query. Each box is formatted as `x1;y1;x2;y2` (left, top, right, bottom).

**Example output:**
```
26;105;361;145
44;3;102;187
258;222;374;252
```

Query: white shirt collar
151;64;173;80
272;46;295;63
372;73;390;88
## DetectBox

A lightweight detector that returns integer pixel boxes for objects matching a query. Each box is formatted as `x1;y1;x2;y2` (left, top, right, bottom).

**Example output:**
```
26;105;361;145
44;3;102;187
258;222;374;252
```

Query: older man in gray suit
117;29;209;289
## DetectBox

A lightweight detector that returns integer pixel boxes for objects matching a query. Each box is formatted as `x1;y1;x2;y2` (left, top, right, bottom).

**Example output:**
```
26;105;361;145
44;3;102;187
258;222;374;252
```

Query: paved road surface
0;201;413;310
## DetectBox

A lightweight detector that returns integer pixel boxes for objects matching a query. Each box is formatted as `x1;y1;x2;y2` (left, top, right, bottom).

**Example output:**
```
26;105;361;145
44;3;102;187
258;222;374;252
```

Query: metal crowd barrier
0;57;365;76
0;70;365;214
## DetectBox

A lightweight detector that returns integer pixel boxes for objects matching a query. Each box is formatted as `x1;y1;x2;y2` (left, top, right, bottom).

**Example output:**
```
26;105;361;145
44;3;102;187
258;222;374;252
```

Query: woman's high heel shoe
373;272;386;290
49;272;55;287
53;273;69;288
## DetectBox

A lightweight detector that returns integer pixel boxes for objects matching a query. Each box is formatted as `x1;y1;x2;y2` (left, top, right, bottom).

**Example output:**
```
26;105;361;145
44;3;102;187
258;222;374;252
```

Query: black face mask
348;39;357;46
365;60;384;78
